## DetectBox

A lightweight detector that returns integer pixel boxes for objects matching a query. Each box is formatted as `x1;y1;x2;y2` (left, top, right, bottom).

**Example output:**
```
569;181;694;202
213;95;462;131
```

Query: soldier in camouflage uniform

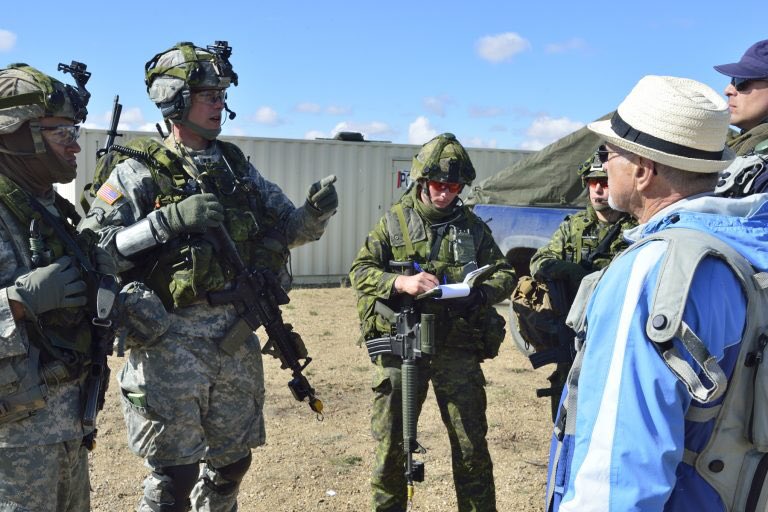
0;63;117;510
78;42;338;512
528;149;636;420
350;133;516;512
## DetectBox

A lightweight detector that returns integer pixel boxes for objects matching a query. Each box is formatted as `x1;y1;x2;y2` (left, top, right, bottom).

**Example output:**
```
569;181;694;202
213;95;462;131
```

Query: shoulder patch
96;182;123;205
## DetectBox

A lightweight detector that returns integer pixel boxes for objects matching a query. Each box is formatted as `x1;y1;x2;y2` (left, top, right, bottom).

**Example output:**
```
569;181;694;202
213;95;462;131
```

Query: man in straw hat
545;75;768;511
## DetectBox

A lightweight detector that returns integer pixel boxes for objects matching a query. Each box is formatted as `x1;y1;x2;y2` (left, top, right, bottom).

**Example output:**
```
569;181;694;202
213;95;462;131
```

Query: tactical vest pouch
166;239;231;309
0;345;53;425
225;207;258;241
480;306;506;360
510;275;570;353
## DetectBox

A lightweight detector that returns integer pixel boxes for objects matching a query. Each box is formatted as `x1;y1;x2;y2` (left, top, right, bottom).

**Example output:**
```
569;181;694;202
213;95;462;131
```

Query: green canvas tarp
466;112;612;207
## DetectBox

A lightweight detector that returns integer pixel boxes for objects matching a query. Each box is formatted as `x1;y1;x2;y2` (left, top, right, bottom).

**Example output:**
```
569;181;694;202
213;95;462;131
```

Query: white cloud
296;102;321;113
464;137;498;149
423;95;452;117
138;122;160;133
295;103;351;116
520;116;584;150
304;130;326;140
117;107;145;126
469;106;505;118
331;121;394;140
0;30;16;52
476;32;530;63
545;38;587;54
254;106;282;125
408;116;437;145
326;105;351;115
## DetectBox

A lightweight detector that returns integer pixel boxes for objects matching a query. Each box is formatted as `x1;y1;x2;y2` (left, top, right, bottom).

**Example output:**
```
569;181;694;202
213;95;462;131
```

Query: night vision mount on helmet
578;149;607;187
409;132;476;185
0;61;91;154
145;40;239;123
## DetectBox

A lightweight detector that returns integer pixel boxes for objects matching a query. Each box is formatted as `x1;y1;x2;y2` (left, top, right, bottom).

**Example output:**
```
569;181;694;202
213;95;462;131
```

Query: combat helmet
0;62;90;154
145;41;238;138
410;133;476;185
578;149;608;187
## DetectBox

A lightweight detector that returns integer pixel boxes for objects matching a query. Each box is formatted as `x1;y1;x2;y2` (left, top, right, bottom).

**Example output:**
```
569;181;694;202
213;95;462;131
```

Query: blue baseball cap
714;39;768;79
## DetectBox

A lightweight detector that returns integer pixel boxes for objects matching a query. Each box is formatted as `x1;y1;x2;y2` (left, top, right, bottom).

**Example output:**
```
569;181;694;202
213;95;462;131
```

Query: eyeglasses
730;77;768;92
596;145;623;164
427;180;462;194
39;124;80;146
193;89;227;105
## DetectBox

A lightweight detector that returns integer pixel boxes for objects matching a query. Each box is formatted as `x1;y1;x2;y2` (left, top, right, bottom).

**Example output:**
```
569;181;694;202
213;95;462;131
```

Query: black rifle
97;95;123;158
195;177;323;418
27;197;119;450
365;261;434;508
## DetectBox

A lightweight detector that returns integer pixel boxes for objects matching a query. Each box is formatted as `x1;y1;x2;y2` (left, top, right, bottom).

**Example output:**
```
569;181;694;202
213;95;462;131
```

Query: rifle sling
26;194;94;274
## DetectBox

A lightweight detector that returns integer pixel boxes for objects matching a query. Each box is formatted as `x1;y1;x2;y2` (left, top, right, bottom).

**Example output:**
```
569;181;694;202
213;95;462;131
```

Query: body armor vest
563;207;632;271
0;174;94;362
360;192;506;357
107;138;289;309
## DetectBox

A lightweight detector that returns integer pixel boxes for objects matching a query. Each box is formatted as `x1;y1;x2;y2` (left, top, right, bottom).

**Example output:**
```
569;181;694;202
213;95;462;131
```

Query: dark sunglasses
596;144;621;164
730;77;768;92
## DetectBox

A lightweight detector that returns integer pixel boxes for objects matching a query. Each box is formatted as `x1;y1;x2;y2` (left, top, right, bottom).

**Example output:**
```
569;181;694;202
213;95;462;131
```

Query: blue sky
2;1;764;150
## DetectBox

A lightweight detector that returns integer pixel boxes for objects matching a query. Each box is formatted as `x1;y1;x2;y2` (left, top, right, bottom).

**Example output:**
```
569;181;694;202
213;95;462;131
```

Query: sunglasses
587;177;609;187
40;124;80;146
193;89;227;105
596;145;622;164
730;77;768;92
427;180;462;194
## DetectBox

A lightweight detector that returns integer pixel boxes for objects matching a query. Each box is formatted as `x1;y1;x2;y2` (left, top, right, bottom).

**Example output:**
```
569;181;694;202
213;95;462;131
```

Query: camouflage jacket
727;121;768;156
529;205;636;297
349;187;516;355
79;136;330;310
0;180;93;447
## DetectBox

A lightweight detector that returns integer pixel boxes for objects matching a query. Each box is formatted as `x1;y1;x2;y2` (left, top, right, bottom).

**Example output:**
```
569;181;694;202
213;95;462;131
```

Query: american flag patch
96;183;123;205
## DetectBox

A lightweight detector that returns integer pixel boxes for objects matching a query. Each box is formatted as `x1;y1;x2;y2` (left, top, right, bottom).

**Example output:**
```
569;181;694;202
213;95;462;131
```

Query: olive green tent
466;113;612;207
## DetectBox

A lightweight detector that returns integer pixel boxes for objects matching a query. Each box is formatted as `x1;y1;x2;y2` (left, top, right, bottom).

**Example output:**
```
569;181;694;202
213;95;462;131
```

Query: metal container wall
62;129;530;284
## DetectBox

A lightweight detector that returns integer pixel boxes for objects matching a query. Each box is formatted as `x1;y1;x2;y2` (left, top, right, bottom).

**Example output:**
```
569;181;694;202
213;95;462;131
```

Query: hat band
610;112;724;161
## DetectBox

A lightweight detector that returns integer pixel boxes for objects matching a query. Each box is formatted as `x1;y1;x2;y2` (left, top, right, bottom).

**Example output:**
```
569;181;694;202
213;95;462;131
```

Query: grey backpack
563;228;768;511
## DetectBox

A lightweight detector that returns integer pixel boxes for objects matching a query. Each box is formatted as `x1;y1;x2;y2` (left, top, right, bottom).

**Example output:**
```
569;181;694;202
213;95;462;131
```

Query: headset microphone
224;103;236;120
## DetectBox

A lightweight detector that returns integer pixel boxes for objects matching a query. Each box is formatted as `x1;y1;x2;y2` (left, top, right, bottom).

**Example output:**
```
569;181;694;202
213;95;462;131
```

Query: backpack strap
641;228;755;403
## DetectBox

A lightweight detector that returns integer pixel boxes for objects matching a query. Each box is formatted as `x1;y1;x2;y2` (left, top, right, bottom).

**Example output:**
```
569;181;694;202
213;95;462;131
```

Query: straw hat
588;75;734;173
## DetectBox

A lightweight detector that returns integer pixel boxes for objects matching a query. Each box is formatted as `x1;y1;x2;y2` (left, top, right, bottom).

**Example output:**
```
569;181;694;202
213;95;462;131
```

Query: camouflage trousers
370;349;496;512
119;306;266;512
0;438;89;512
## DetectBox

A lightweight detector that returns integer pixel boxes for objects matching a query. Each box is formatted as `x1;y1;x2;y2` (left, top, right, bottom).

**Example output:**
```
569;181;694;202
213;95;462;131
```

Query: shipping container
60;129;530;285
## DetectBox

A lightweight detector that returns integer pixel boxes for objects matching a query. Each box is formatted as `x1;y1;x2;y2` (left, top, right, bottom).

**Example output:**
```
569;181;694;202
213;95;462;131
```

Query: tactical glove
305;174;338;217
161;193;225;235
6;256;87;319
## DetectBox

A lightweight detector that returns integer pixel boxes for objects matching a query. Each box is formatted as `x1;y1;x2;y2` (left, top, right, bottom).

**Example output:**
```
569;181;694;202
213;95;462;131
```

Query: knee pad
144;463;199;512
203;452;252;495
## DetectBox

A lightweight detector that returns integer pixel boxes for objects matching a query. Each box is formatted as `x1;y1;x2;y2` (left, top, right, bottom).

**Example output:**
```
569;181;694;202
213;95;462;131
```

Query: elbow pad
114;211;173;258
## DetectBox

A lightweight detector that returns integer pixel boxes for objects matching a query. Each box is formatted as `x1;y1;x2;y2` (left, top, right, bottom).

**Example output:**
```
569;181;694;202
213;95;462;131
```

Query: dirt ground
88;286;553;511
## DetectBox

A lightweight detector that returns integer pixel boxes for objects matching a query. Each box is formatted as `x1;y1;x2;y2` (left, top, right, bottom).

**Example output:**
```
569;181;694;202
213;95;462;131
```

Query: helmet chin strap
176;117;221;141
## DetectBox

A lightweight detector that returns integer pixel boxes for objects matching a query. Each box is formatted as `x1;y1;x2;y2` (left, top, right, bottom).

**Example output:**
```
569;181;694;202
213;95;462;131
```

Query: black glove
305;175;338;217
7;256;87;319
444;285;488;310
160;193;225;235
